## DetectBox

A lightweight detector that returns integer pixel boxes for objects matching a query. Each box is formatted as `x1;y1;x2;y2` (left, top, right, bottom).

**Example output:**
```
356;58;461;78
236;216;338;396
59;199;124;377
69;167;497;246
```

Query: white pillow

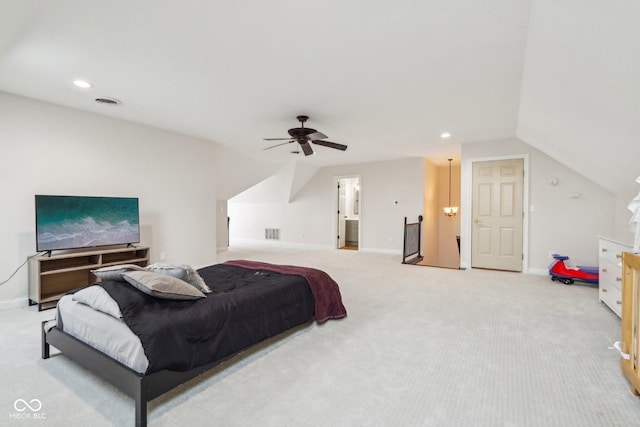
72;286;123;319
122;271;206;300
145;263;212;293
92;264;145;281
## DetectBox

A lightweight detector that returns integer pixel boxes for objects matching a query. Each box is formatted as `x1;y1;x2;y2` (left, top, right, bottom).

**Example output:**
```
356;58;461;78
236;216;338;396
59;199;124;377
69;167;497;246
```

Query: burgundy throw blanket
224;260;347;323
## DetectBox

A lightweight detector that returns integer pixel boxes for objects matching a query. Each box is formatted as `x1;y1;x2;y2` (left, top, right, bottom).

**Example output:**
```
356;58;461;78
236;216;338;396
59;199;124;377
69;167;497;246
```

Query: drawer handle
602;268;608;273
616;277;622;282
602;288;608;292
617;300;622;305
616;253;622;259
602;248;608;252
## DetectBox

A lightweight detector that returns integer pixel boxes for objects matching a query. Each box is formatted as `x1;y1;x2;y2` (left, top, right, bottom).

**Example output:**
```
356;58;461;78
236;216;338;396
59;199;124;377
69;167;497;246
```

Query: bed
42;259;347;426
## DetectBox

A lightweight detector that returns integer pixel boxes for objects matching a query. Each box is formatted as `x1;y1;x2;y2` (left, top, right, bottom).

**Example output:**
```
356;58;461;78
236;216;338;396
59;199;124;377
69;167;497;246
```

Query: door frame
460;154;529;272
333;174;361;250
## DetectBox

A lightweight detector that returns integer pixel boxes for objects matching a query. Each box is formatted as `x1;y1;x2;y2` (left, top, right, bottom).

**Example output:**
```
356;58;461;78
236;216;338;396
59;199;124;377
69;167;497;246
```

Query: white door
337;180;346;248
471;158;524;271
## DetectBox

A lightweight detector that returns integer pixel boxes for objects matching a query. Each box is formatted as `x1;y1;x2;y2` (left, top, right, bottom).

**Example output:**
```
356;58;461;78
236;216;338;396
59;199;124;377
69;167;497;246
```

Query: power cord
0;252;46;286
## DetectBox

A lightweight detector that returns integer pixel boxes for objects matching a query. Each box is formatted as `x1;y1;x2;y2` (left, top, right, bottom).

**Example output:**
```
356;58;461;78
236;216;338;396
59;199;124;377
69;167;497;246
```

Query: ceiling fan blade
300;141;314;156
263;137;293;141
264;141;294;150
311;140;348;151
307;131;328;141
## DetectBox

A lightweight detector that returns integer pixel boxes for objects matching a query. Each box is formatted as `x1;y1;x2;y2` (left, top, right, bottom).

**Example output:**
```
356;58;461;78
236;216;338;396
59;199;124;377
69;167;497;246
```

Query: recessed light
73;80;92;88
440;132;451;139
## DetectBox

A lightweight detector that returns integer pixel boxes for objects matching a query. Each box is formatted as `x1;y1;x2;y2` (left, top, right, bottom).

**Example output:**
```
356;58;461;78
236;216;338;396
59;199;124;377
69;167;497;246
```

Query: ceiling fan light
264;116;347;155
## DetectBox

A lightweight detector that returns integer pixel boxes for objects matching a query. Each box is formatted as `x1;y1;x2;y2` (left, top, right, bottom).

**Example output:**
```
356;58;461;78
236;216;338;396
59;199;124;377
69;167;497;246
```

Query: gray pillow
92;264;145;281
122;270;205;300
145;263;212;294
72;285;123;319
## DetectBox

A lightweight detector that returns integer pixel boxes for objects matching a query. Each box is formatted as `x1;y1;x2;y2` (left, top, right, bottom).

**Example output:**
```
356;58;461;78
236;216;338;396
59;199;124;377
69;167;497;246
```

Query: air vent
265;228;280;240
94;97;121;105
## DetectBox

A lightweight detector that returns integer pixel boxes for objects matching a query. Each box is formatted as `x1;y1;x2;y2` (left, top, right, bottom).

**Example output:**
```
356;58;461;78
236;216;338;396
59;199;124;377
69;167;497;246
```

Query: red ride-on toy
548;254;599;285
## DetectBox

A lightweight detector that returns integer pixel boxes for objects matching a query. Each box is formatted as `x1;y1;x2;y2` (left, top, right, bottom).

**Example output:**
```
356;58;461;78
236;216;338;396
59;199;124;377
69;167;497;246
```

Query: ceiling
1;0;638;193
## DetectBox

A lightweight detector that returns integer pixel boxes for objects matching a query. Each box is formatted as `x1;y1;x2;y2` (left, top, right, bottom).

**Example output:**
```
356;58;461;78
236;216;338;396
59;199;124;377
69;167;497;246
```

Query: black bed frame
42;322;228;427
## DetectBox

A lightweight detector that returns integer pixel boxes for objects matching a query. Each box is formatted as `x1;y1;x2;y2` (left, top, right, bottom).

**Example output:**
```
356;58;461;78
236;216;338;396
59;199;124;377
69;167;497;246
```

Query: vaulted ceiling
1;0;638;193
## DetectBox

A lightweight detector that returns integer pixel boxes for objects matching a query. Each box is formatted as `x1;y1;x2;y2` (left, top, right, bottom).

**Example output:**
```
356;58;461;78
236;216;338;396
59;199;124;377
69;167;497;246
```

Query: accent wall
0;92;218;309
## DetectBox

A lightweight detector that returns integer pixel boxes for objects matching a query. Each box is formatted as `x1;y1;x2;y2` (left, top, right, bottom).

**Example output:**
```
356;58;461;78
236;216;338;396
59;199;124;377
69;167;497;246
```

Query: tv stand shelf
29;246;149;310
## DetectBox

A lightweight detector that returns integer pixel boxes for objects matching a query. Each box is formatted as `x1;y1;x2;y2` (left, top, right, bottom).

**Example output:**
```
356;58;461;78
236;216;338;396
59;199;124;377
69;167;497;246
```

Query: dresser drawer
599;240;626;265
598;237;632;319
599;283;622;317
600;259;623;290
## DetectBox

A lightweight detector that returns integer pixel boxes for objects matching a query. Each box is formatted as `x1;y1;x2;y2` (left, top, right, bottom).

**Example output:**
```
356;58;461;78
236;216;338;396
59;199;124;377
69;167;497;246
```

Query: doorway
418;158;461;269
336;177;360;250
470;158;525;272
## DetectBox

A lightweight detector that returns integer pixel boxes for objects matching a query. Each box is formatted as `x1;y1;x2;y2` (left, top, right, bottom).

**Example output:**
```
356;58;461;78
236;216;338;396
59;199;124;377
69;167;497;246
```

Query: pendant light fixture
443;158;458;217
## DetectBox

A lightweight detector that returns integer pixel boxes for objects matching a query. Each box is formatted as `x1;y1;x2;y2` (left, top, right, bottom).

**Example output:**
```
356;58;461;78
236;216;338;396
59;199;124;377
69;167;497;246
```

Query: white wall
229;158;424;253
0;92;218;308
461;138;614;272
214;144;281;201
614;189;639;244
517;0;640;195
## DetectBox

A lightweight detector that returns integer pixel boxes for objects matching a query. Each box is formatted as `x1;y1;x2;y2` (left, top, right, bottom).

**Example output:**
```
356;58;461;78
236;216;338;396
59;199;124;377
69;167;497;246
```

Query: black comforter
97;264;315;374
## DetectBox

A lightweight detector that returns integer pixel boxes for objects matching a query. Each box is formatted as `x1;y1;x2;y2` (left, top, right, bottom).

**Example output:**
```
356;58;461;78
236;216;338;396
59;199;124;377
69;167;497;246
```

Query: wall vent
265;228;280;240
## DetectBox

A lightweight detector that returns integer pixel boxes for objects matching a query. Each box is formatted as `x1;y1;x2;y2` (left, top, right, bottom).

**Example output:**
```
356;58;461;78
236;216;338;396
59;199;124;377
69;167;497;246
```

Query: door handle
473;218;480;224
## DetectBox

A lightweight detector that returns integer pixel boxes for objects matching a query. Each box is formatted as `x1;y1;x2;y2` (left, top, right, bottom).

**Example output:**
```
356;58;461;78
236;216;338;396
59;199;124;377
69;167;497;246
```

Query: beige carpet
1;241;639;426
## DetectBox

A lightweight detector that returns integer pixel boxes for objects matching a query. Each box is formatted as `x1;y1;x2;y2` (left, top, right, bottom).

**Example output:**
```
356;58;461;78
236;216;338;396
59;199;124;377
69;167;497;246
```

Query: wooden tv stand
28;246;149;310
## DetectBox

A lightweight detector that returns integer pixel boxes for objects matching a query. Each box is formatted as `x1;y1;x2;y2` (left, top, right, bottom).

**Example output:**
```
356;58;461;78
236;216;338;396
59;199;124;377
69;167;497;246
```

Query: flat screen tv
35;195;140;252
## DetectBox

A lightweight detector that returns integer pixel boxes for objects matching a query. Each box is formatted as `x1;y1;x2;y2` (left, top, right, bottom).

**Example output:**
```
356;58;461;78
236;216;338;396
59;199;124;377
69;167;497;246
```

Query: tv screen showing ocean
36;195;139;251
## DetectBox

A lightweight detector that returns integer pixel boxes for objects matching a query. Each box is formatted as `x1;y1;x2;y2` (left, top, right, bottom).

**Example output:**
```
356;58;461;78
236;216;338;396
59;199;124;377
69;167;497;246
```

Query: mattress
51;295;149;373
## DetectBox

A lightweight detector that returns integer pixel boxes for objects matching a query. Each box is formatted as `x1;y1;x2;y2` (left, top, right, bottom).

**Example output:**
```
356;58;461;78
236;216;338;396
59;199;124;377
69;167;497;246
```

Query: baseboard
0;297;28;311
229;238;403;254
359;247;403;255
455;264;548;275
229;238;332;251
527;267;549;276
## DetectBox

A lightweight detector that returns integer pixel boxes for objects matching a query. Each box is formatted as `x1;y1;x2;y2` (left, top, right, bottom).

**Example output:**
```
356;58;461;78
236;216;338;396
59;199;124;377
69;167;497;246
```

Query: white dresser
599;236;633;318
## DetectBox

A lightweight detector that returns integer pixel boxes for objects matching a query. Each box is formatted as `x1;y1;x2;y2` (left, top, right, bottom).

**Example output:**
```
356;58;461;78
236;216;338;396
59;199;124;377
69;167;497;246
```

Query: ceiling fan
263;115;348;156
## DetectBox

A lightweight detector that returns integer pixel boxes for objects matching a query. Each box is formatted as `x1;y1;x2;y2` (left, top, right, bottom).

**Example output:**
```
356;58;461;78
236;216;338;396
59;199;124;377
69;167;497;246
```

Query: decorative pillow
72;285;123;319
145;263;212;294
92;264;145;281
122;271;205;300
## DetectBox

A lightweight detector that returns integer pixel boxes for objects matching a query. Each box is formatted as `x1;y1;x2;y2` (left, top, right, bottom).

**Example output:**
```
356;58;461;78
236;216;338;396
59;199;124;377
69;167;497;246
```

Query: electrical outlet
160;251;166;260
